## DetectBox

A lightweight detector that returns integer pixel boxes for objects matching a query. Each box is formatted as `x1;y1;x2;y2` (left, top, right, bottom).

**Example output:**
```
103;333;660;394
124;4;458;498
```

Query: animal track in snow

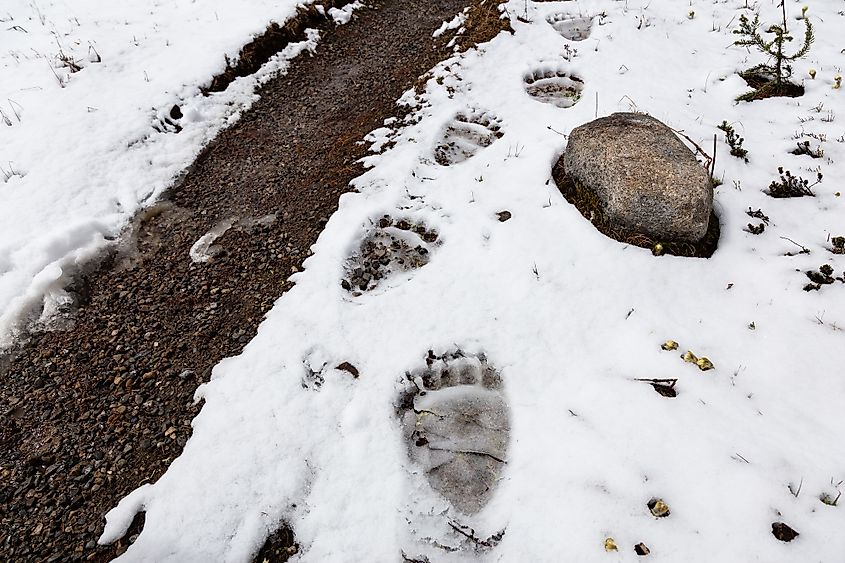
547;13;594;41
301;347;360;390
152;104;184;134
524;67;584;108
341;216;438;295
433;109;503;166
398;350;510;515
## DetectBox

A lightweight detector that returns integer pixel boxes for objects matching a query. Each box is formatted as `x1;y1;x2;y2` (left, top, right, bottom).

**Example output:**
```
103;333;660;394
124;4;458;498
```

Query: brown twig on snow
447;521;505;548
634;378;678;387
670;127;714;175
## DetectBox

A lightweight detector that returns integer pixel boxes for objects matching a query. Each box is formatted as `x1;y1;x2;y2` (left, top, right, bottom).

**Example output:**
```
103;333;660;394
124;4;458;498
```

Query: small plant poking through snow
717;121;748;162
746;207;770;224
746;222;765;235
820;490;842;506
767;167;821;198
733;2;813;101
830;236;845;254
803;264;844;291
791;140;824;158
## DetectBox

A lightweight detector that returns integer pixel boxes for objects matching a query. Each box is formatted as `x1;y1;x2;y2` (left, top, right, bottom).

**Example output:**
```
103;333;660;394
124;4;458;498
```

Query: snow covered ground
0;0;335;347
5;0;845;560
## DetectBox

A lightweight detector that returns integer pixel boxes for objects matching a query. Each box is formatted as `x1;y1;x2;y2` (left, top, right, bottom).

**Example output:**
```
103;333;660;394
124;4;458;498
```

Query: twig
779;236;810;253
429;446;506;464
670;128;713;174
634;378;677;387
47;61;65;88
447;521;505;548
711;133;717;178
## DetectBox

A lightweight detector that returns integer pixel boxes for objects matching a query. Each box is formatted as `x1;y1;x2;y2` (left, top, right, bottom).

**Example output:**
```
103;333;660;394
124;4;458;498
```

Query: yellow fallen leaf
604;537;618;552
661;340;678;351
696;357;715;371
649;498;671;517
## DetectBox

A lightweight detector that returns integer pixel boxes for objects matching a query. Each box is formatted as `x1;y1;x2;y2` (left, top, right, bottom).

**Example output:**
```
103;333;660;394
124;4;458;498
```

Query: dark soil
551;158;720;258
0;0;504;561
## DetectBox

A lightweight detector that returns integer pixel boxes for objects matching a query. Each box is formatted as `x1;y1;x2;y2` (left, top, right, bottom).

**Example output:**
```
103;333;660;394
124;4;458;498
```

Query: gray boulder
563;113;713;243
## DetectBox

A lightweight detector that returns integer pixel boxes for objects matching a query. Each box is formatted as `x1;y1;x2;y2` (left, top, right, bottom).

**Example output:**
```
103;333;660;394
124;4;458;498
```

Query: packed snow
5;0;845;560
0;0;330;347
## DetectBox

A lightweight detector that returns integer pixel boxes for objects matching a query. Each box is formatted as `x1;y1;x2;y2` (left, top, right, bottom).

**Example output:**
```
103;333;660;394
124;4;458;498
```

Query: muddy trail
0;0;507;560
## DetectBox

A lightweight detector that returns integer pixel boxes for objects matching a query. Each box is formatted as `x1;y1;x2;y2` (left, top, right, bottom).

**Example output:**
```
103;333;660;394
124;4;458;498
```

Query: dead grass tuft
457;0;513;49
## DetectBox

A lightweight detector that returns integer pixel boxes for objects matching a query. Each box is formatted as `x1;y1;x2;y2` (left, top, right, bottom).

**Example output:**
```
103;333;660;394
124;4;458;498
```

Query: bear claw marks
342;216;439;295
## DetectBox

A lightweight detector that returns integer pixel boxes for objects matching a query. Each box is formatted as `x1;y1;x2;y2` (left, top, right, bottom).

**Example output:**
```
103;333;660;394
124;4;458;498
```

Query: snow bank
0;0;323;347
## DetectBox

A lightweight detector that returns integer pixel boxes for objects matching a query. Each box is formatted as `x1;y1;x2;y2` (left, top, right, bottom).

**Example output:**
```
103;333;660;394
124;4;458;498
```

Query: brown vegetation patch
457;0;513;49
255;526;299;562
737;70;804;102
552;157;719;258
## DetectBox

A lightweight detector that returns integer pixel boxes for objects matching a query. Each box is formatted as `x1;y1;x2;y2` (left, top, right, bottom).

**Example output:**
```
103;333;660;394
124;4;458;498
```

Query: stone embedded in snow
771;522;799;542
562;112;714;243
400;352;509;514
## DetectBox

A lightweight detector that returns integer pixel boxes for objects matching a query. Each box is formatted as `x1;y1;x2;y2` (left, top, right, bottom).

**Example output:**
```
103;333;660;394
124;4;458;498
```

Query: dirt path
0;0;502;560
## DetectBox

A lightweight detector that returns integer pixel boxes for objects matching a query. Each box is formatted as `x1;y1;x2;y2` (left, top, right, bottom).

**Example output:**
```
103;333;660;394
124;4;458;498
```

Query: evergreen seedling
767;167;821;198
733;1;813;101
717;121;749;161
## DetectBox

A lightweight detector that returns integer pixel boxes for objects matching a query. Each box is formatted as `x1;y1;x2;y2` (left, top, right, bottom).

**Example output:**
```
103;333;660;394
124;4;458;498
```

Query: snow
328;2;363;26
0;0;326;347
5;0;845;560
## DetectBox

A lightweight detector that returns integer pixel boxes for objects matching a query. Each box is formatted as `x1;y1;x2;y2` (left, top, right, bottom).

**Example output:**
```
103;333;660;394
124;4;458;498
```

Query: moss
551;157;719;258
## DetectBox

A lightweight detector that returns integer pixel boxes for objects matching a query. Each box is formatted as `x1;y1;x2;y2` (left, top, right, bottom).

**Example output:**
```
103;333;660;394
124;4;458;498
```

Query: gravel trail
0;0;487;559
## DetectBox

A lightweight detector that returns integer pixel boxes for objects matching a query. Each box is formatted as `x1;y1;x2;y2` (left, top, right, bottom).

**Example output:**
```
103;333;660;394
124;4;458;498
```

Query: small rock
177;370;194;380
634;542;651;556
651;383;677;398
335;362;360;378
772;522;799;542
